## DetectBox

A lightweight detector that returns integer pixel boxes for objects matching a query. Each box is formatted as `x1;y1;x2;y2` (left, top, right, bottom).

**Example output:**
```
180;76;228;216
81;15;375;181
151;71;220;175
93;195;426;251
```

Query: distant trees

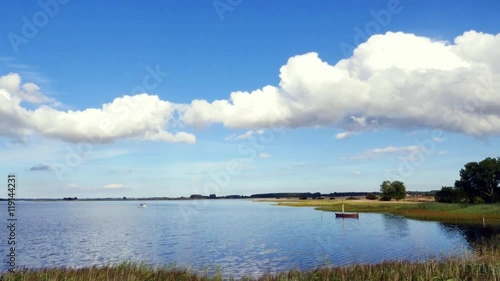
380;180;406;201
436;157;500;203
365;193;378;200
250;192;322;199
434;187;465;203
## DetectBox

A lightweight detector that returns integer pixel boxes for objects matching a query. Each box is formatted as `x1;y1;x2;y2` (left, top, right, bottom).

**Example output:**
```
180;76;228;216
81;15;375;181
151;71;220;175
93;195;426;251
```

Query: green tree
380;180;406;201
454;157;500;203
391;181;406;201
380;180;393;200
434;186;465;203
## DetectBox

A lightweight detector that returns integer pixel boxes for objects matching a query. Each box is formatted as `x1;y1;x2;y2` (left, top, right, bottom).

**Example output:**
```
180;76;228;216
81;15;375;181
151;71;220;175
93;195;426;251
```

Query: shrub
435;186;466;203
471;196;485;204
366;193;378;200
379;195;392;201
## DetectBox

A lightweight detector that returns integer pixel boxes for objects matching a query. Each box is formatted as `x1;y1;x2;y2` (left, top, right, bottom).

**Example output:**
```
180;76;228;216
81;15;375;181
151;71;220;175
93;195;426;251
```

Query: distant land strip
0;191;435;201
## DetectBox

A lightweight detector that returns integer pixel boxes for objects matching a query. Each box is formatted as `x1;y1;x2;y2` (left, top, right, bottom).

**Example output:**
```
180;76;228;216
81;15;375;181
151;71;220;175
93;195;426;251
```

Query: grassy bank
267;198;500;222
2;236;499;280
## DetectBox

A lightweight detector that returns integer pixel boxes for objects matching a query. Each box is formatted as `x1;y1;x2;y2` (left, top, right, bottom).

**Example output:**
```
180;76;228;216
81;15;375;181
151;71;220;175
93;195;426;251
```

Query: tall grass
274;199;500;222
1;263;224;281
2;236;499;281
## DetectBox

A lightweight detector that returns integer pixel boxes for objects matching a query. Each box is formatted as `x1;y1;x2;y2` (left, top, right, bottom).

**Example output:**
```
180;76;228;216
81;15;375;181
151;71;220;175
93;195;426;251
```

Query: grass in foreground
2;236;499;281
269;199;500;222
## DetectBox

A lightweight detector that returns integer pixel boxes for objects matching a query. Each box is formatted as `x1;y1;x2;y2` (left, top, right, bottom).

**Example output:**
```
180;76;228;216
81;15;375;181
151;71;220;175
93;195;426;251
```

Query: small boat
138;203;147;208
335;204;359;218
335;213;359;218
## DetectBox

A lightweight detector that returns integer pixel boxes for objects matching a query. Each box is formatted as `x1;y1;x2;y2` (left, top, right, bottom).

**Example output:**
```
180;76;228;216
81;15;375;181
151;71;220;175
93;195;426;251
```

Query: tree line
435;157;500;203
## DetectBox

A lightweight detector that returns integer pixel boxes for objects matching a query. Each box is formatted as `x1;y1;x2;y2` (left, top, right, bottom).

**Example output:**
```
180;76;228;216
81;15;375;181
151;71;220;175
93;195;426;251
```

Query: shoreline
256;197;500;223
2;246;498;281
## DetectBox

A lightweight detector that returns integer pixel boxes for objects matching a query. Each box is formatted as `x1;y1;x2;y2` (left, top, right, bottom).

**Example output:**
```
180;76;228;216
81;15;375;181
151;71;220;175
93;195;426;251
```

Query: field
2;235;498;280
259;197;500;222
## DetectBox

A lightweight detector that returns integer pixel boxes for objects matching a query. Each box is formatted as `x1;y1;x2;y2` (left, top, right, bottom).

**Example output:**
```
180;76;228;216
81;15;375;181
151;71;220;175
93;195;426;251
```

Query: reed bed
2;236;499;281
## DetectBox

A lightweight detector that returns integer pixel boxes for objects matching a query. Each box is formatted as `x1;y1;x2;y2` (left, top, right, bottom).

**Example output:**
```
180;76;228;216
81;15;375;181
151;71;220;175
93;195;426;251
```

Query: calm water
1;200;498;277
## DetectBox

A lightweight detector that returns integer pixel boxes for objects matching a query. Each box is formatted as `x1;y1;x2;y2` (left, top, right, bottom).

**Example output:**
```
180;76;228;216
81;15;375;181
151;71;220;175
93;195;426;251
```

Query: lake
1;200;498;277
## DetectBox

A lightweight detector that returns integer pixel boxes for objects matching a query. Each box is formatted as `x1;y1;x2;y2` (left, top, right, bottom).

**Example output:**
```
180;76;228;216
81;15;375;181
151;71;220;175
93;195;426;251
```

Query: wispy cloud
0;59;54;94
225;129;265;141
348;146;420;160
259;152;271;159
108;168;133;174
335;131;359;140
432;137;446;143
87;149;131;161
103;183;126;189
29;163;51;171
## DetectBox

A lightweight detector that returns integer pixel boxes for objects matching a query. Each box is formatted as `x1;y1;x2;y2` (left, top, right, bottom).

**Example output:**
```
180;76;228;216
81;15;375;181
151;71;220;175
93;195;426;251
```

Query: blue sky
1;0;499;198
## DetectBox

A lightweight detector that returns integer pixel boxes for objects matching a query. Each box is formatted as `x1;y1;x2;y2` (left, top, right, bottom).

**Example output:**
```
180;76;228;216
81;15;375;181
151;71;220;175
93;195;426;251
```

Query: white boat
138;203;147;208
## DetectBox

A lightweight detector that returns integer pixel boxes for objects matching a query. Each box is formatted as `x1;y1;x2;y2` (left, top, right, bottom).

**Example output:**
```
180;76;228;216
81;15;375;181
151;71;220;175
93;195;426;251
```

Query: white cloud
0;77;196;144
349;145;420;160
335;131;359;140
226;129;265;141
32;94;195;144
432;136;446;143
180;31;500;137
2;30;500;145
0;73;54;104
259;152;271;158
224;133;237;141
67;183;79;188
182;86;287;129
103;183;126;189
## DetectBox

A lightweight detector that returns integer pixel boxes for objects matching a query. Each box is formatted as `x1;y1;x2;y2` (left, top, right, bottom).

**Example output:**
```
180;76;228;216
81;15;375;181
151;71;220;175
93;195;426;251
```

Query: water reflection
438;222;500;248
2;200;499;278
382;213;410;238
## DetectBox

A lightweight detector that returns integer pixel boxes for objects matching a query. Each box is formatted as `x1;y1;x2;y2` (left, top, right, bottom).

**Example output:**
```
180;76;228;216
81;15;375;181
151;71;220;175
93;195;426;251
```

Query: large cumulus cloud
0;74;195;144
1;30;499;145
182;30;500;136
